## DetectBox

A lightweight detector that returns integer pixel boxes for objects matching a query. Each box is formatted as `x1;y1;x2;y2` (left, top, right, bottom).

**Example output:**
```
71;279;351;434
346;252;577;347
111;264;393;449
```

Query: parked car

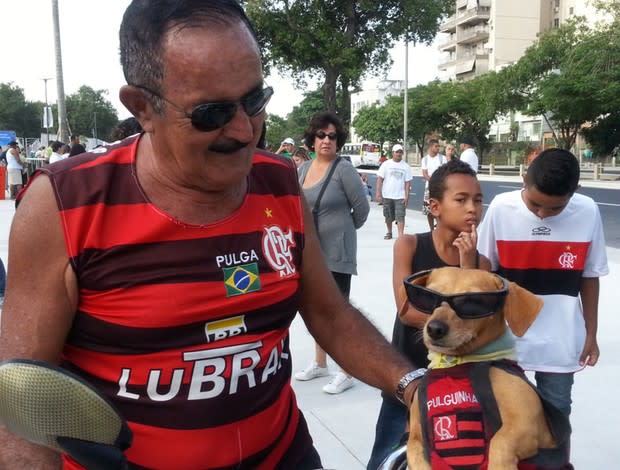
339;153;362;167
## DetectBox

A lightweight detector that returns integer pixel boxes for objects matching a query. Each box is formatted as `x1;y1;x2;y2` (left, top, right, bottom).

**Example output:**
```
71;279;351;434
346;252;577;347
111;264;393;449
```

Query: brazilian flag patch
223;263;261;297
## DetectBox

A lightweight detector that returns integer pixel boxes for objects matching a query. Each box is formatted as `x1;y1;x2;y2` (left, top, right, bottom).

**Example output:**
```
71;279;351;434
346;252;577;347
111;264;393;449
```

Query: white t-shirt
377;159;413;200
460;147;478;173
6;148;22;170
478;190;608;372
421;153;446;187
49;152;67;164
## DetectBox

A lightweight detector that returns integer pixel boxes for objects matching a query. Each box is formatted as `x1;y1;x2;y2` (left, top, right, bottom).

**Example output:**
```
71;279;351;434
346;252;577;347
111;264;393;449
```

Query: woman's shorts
7;168;23;186
422;187;431;216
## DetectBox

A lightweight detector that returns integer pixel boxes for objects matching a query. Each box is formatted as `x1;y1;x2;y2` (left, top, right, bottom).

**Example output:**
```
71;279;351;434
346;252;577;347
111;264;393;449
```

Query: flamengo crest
262;226;296;278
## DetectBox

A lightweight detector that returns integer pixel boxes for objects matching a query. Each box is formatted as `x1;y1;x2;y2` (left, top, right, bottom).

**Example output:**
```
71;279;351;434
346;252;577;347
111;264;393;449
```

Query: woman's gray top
298;158;370;275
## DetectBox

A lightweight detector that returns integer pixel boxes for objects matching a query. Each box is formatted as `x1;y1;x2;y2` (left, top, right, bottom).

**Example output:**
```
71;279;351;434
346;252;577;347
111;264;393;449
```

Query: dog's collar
428;330;517;369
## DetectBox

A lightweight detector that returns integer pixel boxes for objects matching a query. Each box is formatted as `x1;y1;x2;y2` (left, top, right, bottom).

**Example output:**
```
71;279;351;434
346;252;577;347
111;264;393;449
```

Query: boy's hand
580;336;600;367
453;224;478;269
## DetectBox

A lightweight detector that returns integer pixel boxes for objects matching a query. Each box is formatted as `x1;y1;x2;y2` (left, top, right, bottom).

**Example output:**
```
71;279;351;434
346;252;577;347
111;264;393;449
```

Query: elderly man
0;1;420;469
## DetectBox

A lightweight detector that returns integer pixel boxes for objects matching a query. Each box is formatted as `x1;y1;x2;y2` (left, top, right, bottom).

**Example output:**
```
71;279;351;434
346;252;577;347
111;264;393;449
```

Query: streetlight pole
41;77;53;145
404;40;408;163
52;0;68;143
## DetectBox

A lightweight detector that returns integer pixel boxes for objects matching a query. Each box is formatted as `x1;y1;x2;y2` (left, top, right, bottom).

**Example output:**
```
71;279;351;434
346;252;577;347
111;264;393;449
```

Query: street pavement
0;172;619;468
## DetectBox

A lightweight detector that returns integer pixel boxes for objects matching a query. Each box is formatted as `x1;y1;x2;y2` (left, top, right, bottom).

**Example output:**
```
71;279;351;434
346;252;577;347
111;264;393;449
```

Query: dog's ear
503;282;543;337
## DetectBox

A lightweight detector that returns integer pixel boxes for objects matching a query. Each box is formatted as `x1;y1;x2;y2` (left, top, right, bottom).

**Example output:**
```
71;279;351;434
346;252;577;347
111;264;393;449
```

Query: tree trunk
339;75;351;128
322;67;338;113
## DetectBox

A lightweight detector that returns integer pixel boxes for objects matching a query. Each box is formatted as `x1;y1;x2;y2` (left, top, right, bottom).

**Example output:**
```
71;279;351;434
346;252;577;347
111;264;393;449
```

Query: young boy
367;160;489;469
477;148;608;419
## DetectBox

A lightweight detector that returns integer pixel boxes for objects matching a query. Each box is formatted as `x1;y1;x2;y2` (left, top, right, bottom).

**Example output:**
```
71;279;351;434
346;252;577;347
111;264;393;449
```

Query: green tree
65;86;118;141
430;72;517;160
246;0;452;121
506;18;612;150
405;81;451;155
0;83;43;137
266;89;325;148
352;97;402;145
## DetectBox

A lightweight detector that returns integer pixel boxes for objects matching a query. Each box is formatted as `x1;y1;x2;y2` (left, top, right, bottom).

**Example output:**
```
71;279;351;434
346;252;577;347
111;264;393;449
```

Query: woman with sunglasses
294;112;370;394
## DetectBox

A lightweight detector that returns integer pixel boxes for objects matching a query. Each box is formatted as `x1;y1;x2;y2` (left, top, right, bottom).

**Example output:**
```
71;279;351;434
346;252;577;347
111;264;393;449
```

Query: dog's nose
426;320;449;340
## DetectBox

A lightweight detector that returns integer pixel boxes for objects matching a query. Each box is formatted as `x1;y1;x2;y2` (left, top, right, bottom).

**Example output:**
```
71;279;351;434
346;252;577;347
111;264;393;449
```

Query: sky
2;0;443;121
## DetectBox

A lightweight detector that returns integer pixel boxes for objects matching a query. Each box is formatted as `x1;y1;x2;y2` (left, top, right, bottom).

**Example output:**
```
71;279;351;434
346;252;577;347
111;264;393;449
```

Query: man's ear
119;85;154;133
503;282;543;337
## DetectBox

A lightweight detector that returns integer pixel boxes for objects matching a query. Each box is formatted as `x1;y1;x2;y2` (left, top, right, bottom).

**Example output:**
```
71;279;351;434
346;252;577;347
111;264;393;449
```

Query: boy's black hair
429;159;477;200
525;148;580;196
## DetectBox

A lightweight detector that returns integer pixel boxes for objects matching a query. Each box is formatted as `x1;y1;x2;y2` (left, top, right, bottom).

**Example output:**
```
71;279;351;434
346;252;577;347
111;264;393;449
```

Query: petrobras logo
531;226;551;236
222;263;261;297
204;315;247;343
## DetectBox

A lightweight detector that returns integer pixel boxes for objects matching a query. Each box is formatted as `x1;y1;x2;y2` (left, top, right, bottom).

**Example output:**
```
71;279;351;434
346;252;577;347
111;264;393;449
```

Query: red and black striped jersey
29;136;313;469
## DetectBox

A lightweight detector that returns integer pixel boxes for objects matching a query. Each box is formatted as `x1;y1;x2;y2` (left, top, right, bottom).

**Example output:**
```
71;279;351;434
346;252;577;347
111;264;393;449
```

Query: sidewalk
1;197;619;468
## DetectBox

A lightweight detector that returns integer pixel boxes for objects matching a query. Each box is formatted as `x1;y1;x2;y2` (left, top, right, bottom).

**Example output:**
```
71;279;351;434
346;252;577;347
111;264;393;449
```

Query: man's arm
297;197;418;403
403;179;411;206
375;177;384;203
0;175;78;469
579;277;600;367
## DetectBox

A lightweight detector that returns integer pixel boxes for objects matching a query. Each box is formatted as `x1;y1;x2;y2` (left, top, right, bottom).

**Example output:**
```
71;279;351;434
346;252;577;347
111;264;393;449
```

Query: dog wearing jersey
402;267;571;470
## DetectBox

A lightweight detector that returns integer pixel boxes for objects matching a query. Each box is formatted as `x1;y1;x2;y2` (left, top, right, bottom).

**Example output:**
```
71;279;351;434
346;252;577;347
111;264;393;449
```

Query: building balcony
458;26;490;45
438;36;457;51
438;54;458;71
456;0;468;9
457;6;491;26
439;15;457;33
454;53;489;78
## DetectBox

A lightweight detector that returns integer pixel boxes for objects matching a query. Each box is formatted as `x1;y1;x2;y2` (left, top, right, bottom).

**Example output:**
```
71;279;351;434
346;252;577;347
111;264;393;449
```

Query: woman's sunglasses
315;131;338;141
403;269;509;319
133;84;274;132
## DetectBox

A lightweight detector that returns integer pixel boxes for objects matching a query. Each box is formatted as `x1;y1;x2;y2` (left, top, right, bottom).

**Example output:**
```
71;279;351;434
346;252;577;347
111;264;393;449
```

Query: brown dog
404;267;570;470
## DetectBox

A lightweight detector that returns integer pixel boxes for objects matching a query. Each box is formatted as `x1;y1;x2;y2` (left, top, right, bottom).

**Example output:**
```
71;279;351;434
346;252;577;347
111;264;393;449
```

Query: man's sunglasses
315;131;338;141
133;84;273;132
403;269;509;319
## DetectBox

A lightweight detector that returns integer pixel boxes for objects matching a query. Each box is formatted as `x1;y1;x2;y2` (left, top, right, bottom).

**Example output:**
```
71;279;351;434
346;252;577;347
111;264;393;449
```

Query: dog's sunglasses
134;84;274;132
403;269;509;319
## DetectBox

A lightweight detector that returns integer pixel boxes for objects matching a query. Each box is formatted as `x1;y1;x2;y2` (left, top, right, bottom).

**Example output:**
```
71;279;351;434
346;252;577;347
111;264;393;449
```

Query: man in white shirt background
421;138;446;230
375;144;413;239
459;136;479;173
48;141;68;164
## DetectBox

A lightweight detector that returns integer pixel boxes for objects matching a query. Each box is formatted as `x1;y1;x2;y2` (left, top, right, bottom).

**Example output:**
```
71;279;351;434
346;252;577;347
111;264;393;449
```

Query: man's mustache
208;139;248;154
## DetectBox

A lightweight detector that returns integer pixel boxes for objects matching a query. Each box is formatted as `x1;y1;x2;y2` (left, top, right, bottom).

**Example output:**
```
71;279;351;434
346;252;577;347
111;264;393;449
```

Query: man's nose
223;103;254;141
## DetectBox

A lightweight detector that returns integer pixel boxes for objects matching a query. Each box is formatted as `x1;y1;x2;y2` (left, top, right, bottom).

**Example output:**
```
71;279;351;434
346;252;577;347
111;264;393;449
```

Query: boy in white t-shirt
376;144;413;239
478;148;608;420
421;138;446;231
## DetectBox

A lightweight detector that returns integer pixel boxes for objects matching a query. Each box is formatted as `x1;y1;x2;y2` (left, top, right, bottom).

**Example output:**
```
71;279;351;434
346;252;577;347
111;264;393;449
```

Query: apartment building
439;0;553;81
439;0;615;80
349;79;406;142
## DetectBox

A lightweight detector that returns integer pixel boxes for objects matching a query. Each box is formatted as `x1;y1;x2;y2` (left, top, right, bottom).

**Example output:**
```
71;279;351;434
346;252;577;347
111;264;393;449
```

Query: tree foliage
0;83;43;137
65;86;118;141
506;16;620;150
352;95;402;146
246;0;452;122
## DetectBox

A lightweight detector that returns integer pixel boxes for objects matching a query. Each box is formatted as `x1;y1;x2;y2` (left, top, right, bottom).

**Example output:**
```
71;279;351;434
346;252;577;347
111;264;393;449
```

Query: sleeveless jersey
30;136;311;470
392;232;457;369
418;361;572;470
